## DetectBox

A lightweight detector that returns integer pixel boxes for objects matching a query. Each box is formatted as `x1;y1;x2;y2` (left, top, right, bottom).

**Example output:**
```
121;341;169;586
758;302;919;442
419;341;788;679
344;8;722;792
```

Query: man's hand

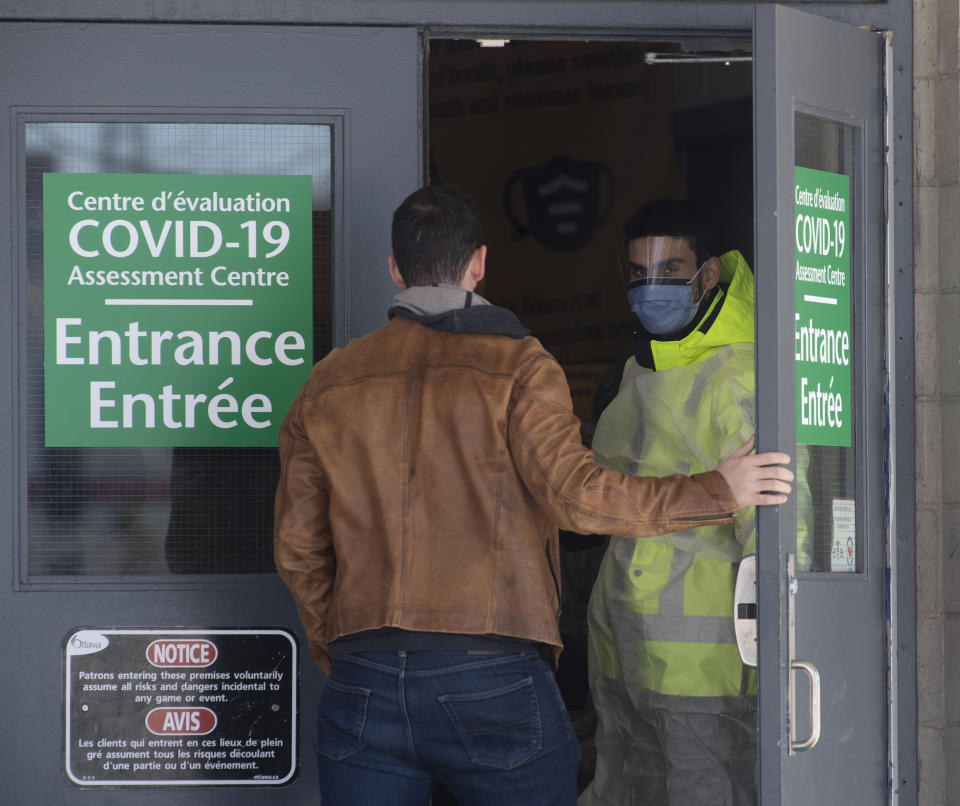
717;435;794;508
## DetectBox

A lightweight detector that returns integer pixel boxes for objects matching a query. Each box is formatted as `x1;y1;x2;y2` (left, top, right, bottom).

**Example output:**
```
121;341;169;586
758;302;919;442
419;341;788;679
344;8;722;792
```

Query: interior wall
428;40;751;423
673;64;752;267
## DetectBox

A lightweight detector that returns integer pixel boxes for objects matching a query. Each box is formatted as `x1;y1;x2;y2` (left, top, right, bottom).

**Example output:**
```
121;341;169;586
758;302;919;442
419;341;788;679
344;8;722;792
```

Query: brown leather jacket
274;310;738;673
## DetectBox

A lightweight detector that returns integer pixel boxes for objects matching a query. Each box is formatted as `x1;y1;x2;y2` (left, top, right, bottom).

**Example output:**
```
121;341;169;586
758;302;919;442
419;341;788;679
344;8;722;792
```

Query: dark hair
391;184;484;287
623;198;714;265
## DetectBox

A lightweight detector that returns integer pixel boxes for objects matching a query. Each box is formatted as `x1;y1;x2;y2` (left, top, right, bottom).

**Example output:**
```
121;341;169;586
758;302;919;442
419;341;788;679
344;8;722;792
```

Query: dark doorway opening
428;36;754;797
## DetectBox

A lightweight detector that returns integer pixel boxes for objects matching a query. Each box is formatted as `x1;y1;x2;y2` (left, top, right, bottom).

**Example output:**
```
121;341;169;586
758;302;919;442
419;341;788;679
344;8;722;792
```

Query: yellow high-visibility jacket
588;250;756;698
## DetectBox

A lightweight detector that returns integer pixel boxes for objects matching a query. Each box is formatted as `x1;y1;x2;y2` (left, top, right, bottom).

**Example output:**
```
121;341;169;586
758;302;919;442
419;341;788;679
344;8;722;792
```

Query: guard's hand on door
717;435;793;508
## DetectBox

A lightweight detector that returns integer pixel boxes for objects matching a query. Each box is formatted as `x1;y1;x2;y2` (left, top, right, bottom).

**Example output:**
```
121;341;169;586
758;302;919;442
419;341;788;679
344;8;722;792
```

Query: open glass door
754;6;887;805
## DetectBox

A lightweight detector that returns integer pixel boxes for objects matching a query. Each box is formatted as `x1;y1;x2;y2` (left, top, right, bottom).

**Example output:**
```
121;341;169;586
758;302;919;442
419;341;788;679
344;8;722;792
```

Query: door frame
420;10;912;805
0;3;917;804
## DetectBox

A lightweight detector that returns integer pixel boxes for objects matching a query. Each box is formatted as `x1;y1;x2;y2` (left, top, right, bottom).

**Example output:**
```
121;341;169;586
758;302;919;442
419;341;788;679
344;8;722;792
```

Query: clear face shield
617;236;708;335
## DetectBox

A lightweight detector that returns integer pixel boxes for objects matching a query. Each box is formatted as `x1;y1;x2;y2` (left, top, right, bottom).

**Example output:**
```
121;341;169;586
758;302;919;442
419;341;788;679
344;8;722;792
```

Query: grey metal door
0;22;419;804
753;6;888;805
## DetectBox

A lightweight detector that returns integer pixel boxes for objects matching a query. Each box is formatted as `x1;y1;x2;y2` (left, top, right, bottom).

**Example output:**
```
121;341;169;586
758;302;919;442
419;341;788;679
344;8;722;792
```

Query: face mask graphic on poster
43;173;314;448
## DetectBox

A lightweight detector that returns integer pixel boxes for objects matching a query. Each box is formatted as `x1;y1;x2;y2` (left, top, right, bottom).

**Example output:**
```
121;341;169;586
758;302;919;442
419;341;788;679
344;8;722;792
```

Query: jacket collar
388;285;529;338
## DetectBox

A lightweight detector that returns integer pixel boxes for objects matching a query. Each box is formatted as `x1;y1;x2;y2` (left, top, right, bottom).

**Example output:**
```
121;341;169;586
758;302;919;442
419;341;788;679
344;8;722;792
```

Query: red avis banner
146;707;218;736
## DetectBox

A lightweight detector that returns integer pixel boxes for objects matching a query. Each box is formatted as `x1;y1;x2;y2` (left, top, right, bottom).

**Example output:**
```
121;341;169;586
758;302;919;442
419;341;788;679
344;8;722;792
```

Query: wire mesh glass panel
794;113;858;573
25;122;332;576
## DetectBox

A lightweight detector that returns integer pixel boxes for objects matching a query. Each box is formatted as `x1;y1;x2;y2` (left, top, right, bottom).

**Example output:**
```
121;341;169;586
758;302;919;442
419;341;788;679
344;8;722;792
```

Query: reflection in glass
25;123;332;576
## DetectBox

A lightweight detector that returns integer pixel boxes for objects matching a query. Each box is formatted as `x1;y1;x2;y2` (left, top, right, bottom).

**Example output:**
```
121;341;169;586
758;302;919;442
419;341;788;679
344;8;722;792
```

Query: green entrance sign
43;173;313;447
794;166;851;447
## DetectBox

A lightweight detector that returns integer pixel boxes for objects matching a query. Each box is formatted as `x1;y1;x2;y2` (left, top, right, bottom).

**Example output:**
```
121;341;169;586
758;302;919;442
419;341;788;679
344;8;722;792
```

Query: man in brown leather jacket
273;184;791;806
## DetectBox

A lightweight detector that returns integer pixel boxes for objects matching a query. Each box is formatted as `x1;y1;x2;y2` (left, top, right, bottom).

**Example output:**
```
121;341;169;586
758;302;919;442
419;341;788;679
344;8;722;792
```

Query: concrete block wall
914;0;959;802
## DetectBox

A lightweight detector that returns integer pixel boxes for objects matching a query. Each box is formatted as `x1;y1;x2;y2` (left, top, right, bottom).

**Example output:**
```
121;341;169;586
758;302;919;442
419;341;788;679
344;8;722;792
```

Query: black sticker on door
65;629;297;786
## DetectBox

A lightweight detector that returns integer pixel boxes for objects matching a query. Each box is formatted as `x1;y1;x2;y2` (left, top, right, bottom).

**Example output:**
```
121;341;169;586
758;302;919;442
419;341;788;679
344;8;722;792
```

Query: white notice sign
830;498;856;573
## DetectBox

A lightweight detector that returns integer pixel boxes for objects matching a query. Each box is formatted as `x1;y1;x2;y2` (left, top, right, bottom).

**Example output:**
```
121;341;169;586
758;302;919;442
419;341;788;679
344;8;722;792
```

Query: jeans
315;649;580;805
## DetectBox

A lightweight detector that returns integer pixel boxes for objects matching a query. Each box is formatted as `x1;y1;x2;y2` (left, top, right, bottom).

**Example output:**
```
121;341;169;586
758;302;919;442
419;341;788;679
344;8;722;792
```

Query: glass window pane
25;122;332;576
794;113;858;573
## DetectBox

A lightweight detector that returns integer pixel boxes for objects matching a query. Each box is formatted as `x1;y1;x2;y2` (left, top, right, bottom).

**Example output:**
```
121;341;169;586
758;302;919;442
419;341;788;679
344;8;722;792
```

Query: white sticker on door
831;498;856;573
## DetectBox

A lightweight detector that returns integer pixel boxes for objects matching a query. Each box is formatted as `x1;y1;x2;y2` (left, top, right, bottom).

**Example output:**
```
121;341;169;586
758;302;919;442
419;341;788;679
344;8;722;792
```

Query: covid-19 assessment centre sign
794;166;852;448
43;172;313;447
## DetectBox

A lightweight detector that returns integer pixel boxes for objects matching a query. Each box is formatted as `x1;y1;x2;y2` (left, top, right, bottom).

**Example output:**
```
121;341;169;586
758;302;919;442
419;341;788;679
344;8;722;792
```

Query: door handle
789;659;822;753
786;553;822;754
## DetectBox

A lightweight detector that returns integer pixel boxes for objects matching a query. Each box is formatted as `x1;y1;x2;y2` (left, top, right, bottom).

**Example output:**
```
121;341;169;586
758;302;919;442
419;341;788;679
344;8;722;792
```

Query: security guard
580;200;758;806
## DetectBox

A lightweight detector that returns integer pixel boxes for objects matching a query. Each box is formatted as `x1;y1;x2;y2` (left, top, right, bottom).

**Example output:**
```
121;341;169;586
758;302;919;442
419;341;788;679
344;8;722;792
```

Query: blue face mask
627;266;706;335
